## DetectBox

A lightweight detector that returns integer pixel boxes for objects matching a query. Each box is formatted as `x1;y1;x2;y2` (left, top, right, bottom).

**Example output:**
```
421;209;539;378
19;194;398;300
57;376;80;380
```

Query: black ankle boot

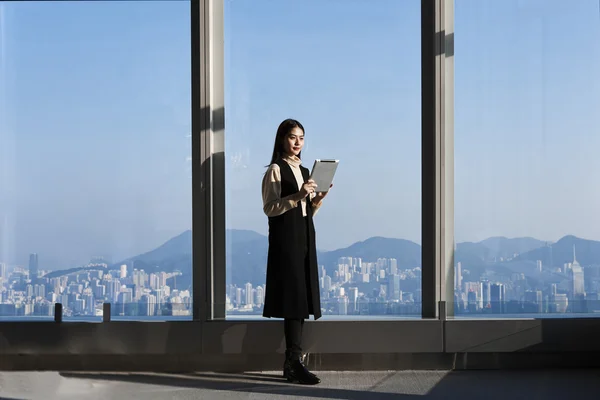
283;351;320;385
284;351;310;377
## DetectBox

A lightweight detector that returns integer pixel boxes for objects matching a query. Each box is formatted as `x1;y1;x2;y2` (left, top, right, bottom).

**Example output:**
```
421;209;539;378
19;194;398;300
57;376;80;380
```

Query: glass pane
0;1;192;321
455;0;600;317
224;0;421;319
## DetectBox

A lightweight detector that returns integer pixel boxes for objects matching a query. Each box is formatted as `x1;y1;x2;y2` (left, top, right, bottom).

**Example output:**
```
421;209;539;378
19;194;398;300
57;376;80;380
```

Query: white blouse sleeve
262;164;299;217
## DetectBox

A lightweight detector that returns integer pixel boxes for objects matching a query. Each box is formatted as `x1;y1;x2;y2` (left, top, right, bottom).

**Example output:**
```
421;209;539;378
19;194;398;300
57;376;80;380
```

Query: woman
261;118;331;385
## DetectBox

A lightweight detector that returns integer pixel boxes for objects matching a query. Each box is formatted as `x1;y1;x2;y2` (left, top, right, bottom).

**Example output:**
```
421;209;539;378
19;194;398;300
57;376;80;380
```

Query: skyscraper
120;264;127;279
490;283;505;314
0;263;6;280
524;290;543;313
140;294;157;316
455;262;462;290
236;287;242;306
245;282;253;306
256;286;264;306
348;287;359;312
390;258;398;275
570;246;585;296
387;274;401;300
29;253;39;281
338;296;348;315
482;281;491;308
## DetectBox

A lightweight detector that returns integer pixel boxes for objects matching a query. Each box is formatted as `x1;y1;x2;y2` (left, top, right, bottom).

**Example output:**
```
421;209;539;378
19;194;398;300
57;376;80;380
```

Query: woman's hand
313;184;333;203
297;179;318;199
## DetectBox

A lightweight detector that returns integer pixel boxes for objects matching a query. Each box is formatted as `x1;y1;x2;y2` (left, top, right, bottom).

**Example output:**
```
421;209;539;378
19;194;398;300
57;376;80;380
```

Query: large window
224;0;421;318
0;1;192;320
454;0;600;317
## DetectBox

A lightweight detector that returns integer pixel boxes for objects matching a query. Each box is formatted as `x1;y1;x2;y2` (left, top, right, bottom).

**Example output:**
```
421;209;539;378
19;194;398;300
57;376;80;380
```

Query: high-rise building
490;283;505;314
236;287;242;306
120;264;128;279
463;281;483;308
73;298;85;314
467;290;478;313
83;292;95;314
570;246;585;296
376;258;387;276
387;274;401;300
524;290;543;313
245;283;253;306
390;258;398;275
482;281;491;308
140;294;157;316
338;296;348;315
348;287;359;312
536;260;543;273
355;258;362;273
361;262;369;275
149;273;160;290
255;286;264;306
0;263;6;279
554;293;569;313
29;253;39;281
34;284;45;298
118;288;133;305
93;281;105;299
455;262;463;291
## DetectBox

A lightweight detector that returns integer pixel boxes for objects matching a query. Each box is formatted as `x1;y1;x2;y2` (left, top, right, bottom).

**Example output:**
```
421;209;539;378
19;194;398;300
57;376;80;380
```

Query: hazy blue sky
1;0;600;269
225;0;600;250
0;1;191;268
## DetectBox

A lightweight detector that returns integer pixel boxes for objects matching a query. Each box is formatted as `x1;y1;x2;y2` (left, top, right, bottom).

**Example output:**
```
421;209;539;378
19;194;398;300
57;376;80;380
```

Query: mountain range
44;230;600;288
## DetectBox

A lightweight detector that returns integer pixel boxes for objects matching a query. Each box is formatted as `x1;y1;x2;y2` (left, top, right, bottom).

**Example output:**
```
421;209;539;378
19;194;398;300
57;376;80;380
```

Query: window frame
204;0;456;322
3;0;600;372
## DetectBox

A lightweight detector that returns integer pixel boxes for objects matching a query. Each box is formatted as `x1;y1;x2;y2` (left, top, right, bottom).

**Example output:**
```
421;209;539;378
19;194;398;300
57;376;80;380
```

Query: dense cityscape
227;246;600;317
453;246;600;315
0;254;191;318
3;242;600;319
227;257;422;316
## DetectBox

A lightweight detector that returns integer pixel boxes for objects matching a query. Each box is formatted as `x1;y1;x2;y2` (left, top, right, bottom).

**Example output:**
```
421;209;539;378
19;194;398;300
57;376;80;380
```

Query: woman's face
283;127;304;157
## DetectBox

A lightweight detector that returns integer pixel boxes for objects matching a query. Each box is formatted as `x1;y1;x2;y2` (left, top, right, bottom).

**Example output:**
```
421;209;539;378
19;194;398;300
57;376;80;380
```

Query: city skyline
3;234;600;318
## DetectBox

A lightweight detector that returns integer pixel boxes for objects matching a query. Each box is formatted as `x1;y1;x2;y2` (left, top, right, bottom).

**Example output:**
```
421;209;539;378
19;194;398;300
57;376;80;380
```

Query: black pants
284;217;312;358
284;318;304;358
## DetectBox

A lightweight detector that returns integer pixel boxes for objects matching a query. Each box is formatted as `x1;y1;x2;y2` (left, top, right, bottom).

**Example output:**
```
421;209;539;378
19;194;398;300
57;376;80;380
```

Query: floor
1;369;599;399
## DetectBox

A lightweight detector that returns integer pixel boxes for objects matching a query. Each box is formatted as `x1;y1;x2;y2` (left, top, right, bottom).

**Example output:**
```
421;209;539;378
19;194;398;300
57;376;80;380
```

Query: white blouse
262;155;322;218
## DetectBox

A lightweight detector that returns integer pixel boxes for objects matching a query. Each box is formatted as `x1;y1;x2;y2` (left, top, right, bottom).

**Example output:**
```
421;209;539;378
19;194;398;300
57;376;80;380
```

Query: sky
1;0;600;269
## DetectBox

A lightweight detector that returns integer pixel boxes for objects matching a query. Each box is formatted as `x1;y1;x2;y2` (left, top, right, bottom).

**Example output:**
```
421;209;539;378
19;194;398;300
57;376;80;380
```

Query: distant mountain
456;237;546;265
479;237;546;260
517;235;600;268
126;230;192;266
456;242;490;263
226;230;269;286
44;229;600;289
119;232;421;287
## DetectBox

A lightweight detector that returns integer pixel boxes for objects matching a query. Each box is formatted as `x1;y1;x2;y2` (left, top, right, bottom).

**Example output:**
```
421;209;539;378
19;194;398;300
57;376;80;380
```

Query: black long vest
263;158;322;320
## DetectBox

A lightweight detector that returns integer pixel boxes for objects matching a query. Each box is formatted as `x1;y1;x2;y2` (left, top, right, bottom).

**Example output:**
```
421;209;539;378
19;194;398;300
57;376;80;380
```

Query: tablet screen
309;159;339;192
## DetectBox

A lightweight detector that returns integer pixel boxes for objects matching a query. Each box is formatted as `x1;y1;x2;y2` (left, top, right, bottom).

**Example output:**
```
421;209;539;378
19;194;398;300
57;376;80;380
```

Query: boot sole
285;375;320;385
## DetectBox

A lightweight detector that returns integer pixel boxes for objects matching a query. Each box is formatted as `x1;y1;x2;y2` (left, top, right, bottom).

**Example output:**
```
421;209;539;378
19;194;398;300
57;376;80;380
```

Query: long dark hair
268;118;305;166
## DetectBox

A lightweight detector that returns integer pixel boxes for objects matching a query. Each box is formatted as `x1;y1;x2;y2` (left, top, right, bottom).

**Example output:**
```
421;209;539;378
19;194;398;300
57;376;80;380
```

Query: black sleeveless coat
263;158;322;320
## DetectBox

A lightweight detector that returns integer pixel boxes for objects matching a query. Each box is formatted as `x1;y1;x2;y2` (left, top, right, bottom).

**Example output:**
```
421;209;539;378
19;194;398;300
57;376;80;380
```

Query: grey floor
1;370;599;400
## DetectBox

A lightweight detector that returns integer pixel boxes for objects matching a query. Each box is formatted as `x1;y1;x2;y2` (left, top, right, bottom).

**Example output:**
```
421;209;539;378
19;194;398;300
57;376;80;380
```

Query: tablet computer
309;159;339;192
